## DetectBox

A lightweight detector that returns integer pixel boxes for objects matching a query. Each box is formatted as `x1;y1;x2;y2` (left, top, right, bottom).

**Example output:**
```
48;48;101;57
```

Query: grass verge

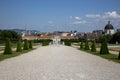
0;48;35;61
79;48;120;63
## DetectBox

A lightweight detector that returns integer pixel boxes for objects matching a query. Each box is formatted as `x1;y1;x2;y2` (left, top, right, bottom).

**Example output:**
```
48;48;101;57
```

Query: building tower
104;21;115;35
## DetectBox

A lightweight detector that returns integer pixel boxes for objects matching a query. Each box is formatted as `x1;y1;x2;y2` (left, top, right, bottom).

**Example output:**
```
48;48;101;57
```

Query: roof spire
108;21;110;24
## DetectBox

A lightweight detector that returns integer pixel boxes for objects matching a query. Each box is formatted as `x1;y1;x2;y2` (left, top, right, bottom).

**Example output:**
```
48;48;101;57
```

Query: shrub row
3;38;33;54
80;37;120;60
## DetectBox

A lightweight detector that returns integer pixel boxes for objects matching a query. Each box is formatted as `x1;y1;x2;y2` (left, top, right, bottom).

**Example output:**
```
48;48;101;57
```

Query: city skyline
0;0;120;32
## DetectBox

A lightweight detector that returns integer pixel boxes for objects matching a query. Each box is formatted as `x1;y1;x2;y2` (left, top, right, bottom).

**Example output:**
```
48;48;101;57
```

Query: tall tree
16;39;22;52
4;38;12;54
100;37;109;54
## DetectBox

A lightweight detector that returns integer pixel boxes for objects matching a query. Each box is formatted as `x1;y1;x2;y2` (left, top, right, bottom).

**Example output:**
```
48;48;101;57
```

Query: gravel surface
0;45;120;80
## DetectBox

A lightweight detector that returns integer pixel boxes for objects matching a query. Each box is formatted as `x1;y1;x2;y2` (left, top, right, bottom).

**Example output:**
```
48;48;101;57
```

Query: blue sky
0;0;120;32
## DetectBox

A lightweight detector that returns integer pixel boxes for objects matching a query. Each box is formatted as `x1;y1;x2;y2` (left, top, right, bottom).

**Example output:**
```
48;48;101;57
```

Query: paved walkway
0;45;120;80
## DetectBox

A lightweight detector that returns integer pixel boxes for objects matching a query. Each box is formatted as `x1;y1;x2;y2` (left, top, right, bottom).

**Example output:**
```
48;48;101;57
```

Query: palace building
104;21;115;35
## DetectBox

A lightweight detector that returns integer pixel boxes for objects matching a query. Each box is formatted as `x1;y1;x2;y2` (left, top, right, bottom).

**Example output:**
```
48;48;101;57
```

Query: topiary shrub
84;40;90;50
100;37;109;54
91;40;96;52
80;41;84;49
118;51;120;59
16;39;22;52
4;38;12;54
23;39;29;50
29;40;33;49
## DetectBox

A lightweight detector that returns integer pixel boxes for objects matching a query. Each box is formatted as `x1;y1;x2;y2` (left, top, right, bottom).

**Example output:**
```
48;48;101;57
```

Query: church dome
104;21;114;30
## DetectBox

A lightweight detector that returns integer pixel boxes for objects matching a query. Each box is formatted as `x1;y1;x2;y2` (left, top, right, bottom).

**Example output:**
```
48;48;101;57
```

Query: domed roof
104;21;114;29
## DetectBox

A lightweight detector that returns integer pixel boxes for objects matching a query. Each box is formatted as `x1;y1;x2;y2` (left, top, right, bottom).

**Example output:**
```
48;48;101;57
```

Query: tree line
0;30;21;43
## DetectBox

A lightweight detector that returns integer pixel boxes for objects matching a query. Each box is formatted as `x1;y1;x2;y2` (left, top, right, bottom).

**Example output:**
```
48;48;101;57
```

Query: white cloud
86;11;120;19
86;14;101;18
103;11;120;19
70;16;81;20
47;21;56;27
74;16;81;20
72;20;86;25
48;21;54;24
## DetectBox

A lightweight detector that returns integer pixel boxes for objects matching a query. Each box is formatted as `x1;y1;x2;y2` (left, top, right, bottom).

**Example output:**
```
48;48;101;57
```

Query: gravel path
0;45;120;80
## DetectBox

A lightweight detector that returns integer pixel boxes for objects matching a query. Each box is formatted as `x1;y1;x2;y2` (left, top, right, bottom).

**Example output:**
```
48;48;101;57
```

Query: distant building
104;21;115;35
92;30;103;34
22;36;38;40
117;29;120;32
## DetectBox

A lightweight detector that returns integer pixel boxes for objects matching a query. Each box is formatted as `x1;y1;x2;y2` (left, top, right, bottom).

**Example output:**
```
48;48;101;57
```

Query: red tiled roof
39;36;52;39
22;36;38;39
22;35;76;39
60;36;75;39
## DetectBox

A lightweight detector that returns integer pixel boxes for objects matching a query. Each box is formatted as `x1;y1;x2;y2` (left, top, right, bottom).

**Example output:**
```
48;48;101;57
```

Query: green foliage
84;40;90;50
23;39;29;50
64;41;71;46
100;37;109;54
0;48;34;61
111;32;120;43
16;40;22;52
61;39;80;43
29;40;33;49
4;38;12;54
80;41;84;49
91;41;96;52
118;51;120;59
0;30;21;43
41;39;51;46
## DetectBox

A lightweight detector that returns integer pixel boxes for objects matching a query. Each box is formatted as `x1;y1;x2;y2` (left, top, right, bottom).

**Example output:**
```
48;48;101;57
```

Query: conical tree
16;39;22;52
100;37;109;54
84;39;90;50
118;51;120;59
80;41;84;49
23;39;29;50
4;38;12;54
91;40;96;52
29;40;33;49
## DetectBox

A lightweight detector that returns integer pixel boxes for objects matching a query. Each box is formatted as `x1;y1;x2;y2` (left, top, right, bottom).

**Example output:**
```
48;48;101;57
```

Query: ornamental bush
16;39;22;52
84;40;90;50
29;40;33;49
80;41;84;49
4;38;12;54
23;39;29;50
100;37;109;54
91;41;96;52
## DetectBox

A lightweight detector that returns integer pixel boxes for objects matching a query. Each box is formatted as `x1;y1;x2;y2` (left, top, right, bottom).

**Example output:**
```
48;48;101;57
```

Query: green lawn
0;48;35;61
0;42;41;61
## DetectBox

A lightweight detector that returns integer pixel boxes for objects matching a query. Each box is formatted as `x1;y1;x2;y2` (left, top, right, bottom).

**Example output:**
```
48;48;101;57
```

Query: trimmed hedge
64;41;71;46
23;39;29;50
16;39;22;52
29;40;33;49
91;41;96;52
100;37;109;54
84;40;90;50
4;38;12;54
80;41;84;49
